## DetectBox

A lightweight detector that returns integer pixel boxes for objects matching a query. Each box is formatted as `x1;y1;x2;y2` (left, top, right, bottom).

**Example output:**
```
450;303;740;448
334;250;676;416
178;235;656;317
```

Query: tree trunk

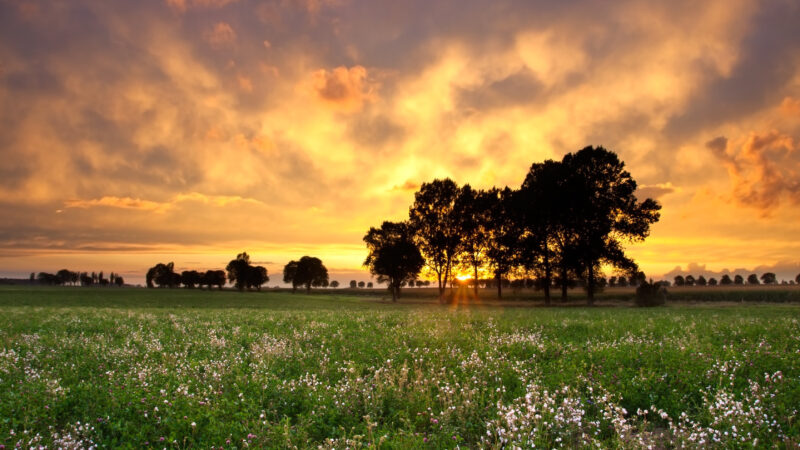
543;246;551;306
587;262;595;306
391;284;398;302
560;263;568;302
496;272;502;299
474;263;479;298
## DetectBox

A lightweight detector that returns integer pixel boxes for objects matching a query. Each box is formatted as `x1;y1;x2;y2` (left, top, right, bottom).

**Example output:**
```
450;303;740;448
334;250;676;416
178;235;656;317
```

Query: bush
635;280;667;307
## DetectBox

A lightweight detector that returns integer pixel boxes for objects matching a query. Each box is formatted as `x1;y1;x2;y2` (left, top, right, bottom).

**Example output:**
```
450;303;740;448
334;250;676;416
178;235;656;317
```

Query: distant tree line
146;253;269;291
672;272;796;287
33;270;124;287
364;146;661;303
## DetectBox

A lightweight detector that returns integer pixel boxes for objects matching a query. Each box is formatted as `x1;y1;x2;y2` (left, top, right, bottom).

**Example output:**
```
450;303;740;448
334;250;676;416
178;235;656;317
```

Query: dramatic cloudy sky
1;0;800;284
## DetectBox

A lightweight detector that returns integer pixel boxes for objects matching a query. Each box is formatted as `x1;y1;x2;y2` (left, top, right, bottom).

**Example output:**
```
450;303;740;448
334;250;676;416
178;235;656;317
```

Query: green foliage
0;287;798;448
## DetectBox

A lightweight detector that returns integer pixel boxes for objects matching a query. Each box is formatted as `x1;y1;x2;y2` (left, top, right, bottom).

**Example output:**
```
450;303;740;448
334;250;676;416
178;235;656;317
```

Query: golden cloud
205;22;237;48
307;66;377;112
64;193;265;214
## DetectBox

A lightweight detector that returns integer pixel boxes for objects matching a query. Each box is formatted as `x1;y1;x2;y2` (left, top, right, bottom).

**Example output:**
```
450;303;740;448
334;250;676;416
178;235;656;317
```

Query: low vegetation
0;287;798;448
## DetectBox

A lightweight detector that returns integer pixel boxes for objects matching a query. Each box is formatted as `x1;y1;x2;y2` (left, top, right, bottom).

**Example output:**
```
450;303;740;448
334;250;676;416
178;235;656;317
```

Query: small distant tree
248;265;269;291
283;256;328;293
146;262;179;288
330;280;339;288
720;274;732;285
350;280;357;288
364;221;426;301
673;275;685;286
56;269;74;286
708;277;718;286
79;272;93;286
796;273;800;284
617;276;628;287
115;275;124;287
201;270;226;290
684;275;696;286
747;274;759;285
181;270;202;289
734;274;744;285
358;281;365;288
367;282;373;288
696;275;707;286
29;272;35;284
227;252;253;291
760;272;777;285
37;272;58;285
608;276;617;287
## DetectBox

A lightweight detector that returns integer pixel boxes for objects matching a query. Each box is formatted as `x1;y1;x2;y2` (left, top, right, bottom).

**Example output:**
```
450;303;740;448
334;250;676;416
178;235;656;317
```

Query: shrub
635;280;667;307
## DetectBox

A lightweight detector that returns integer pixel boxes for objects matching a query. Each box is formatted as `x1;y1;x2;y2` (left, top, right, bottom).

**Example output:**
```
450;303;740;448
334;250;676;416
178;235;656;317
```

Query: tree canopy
363;221;425;301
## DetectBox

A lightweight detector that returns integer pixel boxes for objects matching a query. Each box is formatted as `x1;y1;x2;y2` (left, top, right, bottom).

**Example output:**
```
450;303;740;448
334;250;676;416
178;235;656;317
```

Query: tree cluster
673;272;785;287
283;256;329;292
146;262;227;290
364;146;661;304
225;252;269;291
34;270;124;287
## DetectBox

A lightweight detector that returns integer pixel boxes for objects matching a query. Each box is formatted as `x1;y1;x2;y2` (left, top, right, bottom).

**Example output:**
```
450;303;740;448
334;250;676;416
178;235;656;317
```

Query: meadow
0;286;798;448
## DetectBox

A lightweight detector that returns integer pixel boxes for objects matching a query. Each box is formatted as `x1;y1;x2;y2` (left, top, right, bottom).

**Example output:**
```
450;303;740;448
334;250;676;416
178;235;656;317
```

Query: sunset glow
1;0;799;284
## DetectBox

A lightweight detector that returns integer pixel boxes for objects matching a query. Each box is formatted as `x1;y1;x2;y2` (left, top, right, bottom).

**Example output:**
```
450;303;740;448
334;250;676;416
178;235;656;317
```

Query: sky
1;0;799;286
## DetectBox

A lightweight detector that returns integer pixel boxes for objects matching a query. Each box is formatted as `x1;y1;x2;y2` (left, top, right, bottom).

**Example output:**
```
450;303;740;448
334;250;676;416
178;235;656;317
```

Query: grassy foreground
0;287;798;448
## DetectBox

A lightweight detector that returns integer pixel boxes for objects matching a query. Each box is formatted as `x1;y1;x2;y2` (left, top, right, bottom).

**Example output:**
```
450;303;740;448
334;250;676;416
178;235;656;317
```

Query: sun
455;274;472;281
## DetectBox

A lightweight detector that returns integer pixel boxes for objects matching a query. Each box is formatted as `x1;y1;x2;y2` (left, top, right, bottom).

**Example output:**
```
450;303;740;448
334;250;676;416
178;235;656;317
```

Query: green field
1;287;799;448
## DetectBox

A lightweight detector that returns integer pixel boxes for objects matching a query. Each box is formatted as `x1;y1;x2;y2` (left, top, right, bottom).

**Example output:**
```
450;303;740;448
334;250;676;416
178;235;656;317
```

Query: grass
0;286;798;448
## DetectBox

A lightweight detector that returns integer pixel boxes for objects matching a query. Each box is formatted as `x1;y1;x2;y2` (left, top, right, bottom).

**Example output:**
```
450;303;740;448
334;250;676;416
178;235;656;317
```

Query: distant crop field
0;287;798;448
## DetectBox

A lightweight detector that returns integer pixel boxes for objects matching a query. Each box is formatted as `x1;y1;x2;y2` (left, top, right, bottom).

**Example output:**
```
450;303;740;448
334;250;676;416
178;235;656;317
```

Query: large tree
284;256;328;293
408;178;462;301
227;252;253;291
484;187;520;299
454;185;493;298
146;262;179;288
363;221;425;301
559;146;661;305
181;270;202;289
760;272;777;285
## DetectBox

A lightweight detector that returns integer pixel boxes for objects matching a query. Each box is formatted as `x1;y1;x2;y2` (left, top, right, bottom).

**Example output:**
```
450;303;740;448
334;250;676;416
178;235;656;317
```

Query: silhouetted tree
330;280;339;288
283;256;328;293
226;252;260;291
37;272;58;285
409;178;462;301
367;282;373;288
685;275;696;286
200;270;226;290
358;281;365;288
796;273;800;284
747;274;759;285
708;277;718;286
56;269;75;286
697;275;707;286
115;275;124;287
454;185;493;298
349;280;357;288
760;272;777;285
364;221;425;301
734;274;744;285
29;272;35;284
80;272;93;286
608;276;617;287
720;274;733;285
147;263;179;288
559;147;661;305
674;275;685;286
181;270;202;289
617;276;628;287
248;265;269;291
484;187;521;299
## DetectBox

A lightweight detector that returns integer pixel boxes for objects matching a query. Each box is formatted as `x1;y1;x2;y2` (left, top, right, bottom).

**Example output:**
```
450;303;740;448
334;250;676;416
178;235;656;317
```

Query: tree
283;256;328;293
364;221;425;301
115;275;124;287
685;275;696;286
330;280;340;288
608;276;617;287
747;274;759;285
367;282;373;288
358;281;365;288
696;275;707;286
408;178;462;301
248;265;269;291
56;269;75;286
674;275;685;286
720;274;733;285
708;277;718;286
201;270;226;290
146;262;179;288
796;273;800;284
227;252;253;291
617;276;628;287
454;185;493;298
734;274;744;285
760;272;777;285
559;147;661;305
181;270;202;289
349;280;357;288
482;187;522;299
37;272;58;285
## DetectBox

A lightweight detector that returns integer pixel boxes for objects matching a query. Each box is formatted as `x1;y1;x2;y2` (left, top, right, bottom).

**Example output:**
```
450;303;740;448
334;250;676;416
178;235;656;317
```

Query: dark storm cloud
456;68;545;111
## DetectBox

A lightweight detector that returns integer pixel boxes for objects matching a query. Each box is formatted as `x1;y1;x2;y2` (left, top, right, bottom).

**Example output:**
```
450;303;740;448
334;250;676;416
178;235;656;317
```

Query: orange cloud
781;97;800;117
64;197;169;213
205;22;237;48
308;66;377;112
166;0;238;13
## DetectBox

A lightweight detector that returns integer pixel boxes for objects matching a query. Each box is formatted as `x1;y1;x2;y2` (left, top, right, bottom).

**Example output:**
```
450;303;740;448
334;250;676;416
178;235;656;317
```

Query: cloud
636;183;676;201
781;97;800;117
64;196;170;213
205;22;237;48
307;66;377;112
166;0;238;13
709;128;799;211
